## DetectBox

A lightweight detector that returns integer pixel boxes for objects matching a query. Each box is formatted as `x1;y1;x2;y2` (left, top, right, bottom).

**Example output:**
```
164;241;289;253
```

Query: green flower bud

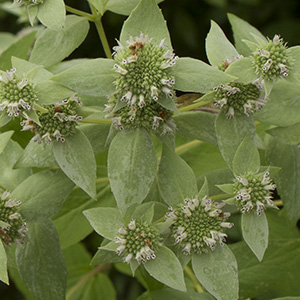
114;219;160;264
253;34;289;80
233;172;277;215
214;80;265;118
166;197;233;255
0;191;27;246
0;68;38;117
21;95;82;145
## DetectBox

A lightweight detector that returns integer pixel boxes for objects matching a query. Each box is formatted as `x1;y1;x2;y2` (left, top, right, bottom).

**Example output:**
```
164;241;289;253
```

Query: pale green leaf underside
0;240;8;285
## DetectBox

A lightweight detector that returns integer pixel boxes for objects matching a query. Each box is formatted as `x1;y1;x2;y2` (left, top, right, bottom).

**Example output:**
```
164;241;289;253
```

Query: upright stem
65;5;94;21
89;4;112;59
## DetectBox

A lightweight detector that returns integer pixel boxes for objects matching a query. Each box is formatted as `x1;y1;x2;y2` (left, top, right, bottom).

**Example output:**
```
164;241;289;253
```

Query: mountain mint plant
0;0;300;299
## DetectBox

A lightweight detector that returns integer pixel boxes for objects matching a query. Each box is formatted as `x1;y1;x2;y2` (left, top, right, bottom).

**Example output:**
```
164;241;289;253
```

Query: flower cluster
114;219;160;264
14;0;44;6
253;34;289;80
21;95;82;145
218;55;243;72
213;80;265;118
106;33;177;134
0;68;38;117
166;197;233;255
0;191;27;246
233;172;277;215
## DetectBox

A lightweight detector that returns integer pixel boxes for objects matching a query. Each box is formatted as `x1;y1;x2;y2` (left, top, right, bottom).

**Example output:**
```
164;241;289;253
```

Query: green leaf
11;169;74;221
108;128;157;212
92;242;122;265
0;33;16;52
34;80;73;104
173;111;217;146
0;240;8;285
50;58;115;97
119;0;170;48
215;111;256;169
15;140;57;168
288;46;300;76
242;211;268;261
0;113;11;128
216;183;234;194
37;0;66;31
157;144;198;207
132;202;155;224
83;207;122;240
53;130;97;198
192;245;239;300
0;140;30;191
267;123;300;145
198;177;209;199
11;56;42;76
106;0;163;16
88;0;105;14
30;15;89;68
232;134;260;175
205;20;239;67
27;5;38;26
144;246;186;292
146;288;215;300
225;57;257;83
227;13;266;56
16;219;67;300
0;31;37;70
174;57;236;93
266;137;300;225
0;130;13;156
255;81;300;126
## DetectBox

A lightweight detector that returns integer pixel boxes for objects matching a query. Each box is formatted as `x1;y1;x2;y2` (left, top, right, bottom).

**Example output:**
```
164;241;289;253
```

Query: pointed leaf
0;130;13;156
198;177;209;199
267;122;300;145
206;20;239;67
132;202;155;224
232;134;260;176
50;58;115;96
53;130;97;198
16;219;67;300
30;15;89;68
144;245;186;292
83;207;122;240
157;144;198;206
241;211;268;261
108;128;157;212
0;240;8;285
119;0;171;48
192;245;239;300
216;184;235;194
11;169;74;221
174;57;236;93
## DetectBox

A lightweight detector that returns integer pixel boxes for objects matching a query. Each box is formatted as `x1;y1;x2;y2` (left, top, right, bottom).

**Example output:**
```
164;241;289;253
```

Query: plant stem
79;118;112;124
184;266;203;293
211;193;234;201
89;4;112;59
65;5;94;21
175;140;202;154
178;98;213;113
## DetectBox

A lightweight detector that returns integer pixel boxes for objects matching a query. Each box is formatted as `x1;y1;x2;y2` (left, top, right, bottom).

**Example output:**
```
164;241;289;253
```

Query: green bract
0;191;27;245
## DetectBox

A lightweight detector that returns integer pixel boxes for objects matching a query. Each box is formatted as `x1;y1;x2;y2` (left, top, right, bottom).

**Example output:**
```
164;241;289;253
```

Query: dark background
0;0;300;299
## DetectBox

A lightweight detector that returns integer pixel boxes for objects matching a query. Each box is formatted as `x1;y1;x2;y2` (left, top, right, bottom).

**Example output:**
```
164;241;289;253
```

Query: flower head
114;219;160;264
218;55;243;72
233;172;277;215
0;68;38;117
113;33;177;107
213;79;265;118
14;0;44;6
166;197;233;255
0;191;27;246
253;34;290;80
21;94;82;145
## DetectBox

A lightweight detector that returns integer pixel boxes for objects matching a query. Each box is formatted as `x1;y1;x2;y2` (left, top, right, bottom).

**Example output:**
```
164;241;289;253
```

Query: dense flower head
233;172;277;216
113;33;177;107
0;68;38;117
253;34;289;80
0;191;27;246
218;55;243;72
114;219;160;264
214;80;265;118
21;94;82;145
105;95;176;134
166;197;233;255
14;0;44;6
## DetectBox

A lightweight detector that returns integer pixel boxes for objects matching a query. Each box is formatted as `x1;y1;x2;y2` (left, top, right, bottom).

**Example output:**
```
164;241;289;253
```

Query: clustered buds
114;219;160;264
166;197;233;255
253;34;289;80
214;80;266;118
21;95;82;145
0;68;38;117
0;191;27;246
233;172;277;216
106;33;177;134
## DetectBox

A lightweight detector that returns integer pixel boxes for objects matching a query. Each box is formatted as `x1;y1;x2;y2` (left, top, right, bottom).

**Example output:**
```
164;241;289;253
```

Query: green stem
79;118;112;124
175;140;202;154
178;99;213;113
65;5;94;21
89;4;112;59
184;266;203;293
210;193;234;201
96;177;109;184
